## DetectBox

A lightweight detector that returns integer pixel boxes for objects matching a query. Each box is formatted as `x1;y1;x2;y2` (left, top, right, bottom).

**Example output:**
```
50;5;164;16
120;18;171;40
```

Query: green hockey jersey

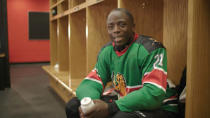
76;34;178;113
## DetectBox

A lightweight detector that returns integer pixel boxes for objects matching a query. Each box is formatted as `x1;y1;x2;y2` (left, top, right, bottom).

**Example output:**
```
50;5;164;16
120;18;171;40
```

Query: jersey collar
113;33;139;56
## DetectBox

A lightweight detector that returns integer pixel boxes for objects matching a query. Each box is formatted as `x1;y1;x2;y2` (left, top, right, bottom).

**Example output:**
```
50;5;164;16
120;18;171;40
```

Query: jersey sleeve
115;48;167;112
76;47;111;100
141;48;167;92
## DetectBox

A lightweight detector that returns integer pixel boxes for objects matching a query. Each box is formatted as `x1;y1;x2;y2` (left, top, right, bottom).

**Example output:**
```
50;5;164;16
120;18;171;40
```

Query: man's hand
79;99;109;118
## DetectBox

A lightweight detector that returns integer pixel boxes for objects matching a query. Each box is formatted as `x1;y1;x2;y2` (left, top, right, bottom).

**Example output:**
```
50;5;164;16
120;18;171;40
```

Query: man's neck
114;37;133;52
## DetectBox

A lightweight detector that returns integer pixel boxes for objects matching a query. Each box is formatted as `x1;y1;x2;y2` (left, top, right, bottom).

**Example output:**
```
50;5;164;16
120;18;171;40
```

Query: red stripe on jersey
126;85;143;94
142;69;167;91
86;69;104;88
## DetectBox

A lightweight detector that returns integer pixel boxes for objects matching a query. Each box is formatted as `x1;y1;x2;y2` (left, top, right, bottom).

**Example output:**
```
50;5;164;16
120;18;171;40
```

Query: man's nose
113;25;120;34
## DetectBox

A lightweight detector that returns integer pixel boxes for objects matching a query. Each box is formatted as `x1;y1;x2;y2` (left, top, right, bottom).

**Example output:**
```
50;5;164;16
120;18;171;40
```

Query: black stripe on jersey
135;35;164;53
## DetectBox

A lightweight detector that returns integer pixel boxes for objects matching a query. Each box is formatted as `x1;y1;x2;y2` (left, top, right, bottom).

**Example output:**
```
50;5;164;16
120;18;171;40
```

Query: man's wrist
108;101;119;115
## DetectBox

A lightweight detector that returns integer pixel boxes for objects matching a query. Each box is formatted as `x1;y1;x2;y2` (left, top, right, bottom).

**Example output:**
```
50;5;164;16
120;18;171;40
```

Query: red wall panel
7;0;50;63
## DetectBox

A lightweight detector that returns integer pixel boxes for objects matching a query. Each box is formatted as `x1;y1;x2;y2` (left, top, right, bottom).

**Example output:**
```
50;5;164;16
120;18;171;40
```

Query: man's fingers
93;99;101;103
83;105;96;116
79;107;85;118
85;110;96;118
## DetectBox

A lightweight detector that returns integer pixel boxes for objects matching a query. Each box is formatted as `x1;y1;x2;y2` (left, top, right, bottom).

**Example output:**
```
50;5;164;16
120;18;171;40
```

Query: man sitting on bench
66;8;178;118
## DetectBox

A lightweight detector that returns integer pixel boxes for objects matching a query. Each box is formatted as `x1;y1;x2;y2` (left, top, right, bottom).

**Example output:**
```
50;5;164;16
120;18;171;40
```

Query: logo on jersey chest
112;72;127;96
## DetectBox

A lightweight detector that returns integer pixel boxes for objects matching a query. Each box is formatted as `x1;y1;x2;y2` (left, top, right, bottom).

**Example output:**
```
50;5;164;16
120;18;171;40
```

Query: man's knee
65;97;80;118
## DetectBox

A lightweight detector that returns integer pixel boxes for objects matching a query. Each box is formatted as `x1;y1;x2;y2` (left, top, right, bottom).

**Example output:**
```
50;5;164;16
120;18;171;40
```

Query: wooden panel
50;21;58;66
57;2;62;14
50;0;57;6
70;0;85;9
51;14;59;21
43;66;69;86
186;0;210;118
163;0;188;84
86;0;117;73
70;2;87;14
42;66;74;103
50;0;64;9
71;78;84;91
50;2;87;20
69;10;86;78
58;0;68;14
58;16;69;71
68;0;70;9
119;0;163;42
60;0;69;12
50;77;75;103
86;0;104;7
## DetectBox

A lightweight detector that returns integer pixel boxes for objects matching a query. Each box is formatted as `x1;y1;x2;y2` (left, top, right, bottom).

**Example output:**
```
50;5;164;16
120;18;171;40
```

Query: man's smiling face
107;10;135;47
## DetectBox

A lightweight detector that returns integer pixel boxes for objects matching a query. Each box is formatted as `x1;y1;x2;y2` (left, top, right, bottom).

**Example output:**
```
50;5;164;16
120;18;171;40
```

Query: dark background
29;12;49;40
0;0;10;90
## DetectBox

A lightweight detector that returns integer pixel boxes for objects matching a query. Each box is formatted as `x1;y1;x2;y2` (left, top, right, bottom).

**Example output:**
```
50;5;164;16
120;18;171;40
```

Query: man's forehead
107;10;129;22
108;10;127;18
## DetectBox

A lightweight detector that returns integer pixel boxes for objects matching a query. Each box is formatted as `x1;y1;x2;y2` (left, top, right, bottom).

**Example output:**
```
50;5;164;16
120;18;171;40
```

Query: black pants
65;97;177;118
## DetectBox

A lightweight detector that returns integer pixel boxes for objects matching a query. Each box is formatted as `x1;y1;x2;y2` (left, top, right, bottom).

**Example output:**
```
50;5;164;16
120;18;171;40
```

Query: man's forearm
76;79;103;100
115;84;165;112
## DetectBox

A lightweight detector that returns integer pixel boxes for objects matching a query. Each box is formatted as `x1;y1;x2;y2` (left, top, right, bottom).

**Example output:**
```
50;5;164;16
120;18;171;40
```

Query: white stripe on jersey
144;67;167;76
143;82;166;92
163;97;177;103
168;104;178;106
126;85;143;89
85;77;103;85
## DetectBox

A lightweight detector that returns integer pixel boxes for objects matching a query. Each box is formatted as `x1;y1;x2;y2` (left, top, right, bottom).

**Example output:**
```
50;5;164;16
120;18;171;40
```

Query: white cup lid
81;97;92;106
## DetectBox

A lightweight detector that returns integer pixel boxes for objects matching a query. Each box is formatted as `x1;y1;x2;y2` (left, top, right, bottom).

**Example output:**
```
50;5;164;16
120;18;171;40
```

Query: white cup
80;97;95;114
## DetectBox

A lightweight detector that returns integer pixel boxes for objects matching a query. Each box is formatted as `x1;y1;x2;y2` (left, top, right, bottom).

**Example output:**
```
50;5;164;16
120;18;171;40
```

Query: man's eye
108;25;113;30
119;23;126;28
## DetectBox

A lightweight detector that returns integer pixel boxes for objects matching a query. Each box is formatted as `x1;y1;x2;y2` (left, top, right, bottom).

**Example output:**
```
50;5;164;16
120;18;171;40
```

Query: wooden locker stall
58;16;69;71
119;0;163;43
49;20;58;67
70;0;85;8
86;0;117;73
163;0;188;84
50;0;57;6
60;0;68;12
186;0;210;117
69;9;86;91
43;0;72;103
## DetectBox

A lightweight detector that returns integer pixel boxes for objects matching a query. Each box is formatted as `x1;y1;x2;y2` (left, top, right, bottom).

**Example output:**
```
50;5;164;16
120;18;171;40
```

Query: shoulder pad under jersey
135;35;164;53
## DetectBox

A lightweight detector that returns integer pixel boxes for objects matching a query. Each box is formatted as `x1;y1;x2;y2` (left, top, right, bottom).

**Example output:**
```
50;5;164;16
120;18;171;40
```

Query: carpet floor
0;63;66;118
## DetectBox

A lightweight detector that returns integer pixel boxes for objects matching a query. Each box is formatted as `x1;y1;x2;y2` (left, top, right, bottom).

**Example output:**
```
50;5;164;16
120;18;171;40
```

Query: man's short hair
109;8;134;25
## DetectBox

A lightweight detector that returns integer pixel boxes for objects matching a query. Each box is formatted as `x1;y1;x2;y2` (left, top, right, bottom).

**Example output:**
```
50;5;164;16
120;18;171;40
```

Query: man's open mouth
114;37;124;43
